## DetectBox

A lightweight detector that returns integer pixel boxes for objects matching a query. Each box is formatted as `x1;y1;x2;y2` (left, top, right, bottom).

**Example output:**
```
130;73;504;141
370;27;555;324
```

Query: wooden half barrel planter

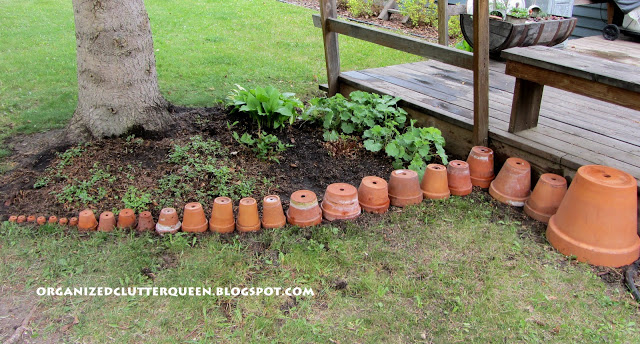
460;14;577;56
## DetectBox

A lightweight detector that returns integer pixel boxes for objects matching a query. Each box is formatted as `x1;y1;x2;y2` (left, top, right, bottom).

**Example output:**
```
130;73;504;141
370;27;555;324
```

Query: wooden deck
327;37;640;186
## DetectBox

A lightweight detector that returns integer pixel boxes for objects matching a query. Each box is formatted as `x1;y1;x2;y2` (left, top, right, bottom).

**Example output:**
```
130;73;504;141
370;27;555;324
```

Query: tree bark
67;0;173;141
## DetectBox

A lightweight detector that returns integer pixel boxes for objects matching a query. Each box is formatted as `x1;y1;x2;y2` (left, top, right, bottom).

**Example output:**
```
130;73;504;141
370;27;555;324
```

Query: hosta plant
227;85;303;129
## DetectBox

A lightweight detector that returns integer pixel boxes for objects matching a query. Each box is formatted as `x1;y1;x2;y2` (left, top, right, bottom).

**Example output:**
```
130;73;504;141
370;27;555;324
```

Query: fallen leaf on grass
60;315;79;332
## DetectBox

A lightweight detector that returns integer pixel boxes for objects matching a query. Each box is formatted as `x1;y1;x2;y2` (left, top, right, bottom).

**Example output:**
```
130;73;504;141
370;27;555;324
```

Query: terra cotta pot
8;215;17;223
358;176;390;213
287;190;322;227
117;209;136;229
467;146;495;188
182;202;208;233
237;197;261;232
36;216;46;225
262;195;286;229
69;217;78;227
58;217;69;226
489;157;531;206
321;183;361;221
48;216;58;224
546;165;640;267
27;215;36;223
156;208;181;235
524;173;567;223
209;197;235;233
77;209;98;231
420;164;450;200
98;211;116;232
17;215;26;223
136;211;155;231
388;169;423;207
447;160;473;196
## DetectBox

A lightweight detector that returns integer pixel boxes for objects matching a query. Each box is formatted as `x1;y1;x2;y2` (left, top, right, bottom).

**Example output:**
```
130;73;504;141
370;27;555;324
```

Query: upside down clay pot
77;209;98;231
421;164;450;200
524;173;567;223
117;209;136;229
210;197;235;233
156;208;181;235
48;216;58;224
467;146;495;188
69;217;78;227
358;176;390;214
17;215;26;223
388;170;423;207
321;183;361;221
136;211;155;231
287;190;322;227
182;202;208;233
58;217;69;226
9;215;17;223
262;195;286;229
27;215;36;223
546;165;640;267
37;216;47;225
98;211;116;232
237;198;261;232
447;160;473;196
489;157;531;207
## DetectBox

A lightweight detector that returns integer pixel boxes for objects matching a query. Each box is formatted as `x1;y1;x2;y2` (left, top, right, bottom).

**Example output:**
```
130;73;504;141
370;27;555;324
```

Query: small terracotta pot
547;165;640;267
36;216;46;225
467;146;495;188
358;176;390;213
262;195;286;229
48;216;58;224
182;202;208;233
209;197;235;233
420;164;450;200
69;217;79;227
98;211;116;232
156;208;181;235
136;211;155;231
77;209;98;231
8;215;18;223
27;215;36;223
117;209;136;229
17;215;26;223
447;160;473;196
321;183;361;221
58;217;69;226
237;198;261;232
489;157;531;207
388;169;423;207
524;173;567;223
287;190;322;227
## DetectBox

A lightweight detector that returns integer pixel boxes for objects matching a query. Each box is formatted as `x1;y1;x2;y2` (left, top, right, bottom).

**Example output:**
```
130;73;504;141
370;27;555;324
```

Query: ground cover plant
2;0;640;343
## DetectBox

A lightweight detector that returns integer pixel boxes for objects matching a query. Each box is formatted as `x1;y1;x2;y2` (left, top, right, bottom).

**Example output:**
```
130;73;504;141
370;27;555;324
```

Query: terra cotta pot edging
287;190;322;227
447;160;473;196
237;197;261;232
388;170;423;207
489;157;531;207
117;209;137;229
524;173;567;223
467;146;495;188
262;195;287;229
156;208;181;235
210;197;235;233
98;211;116;232
421;164;451;200
321;183;361;221
358;176;390;214
136;211;155;231
182;202;208;233
77;209;98;231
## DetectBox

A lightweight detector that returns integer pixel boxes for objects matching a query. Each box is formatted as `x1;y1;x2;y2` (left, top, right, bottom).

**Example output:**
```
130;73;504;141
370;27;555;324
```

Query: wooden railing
315;0;490;146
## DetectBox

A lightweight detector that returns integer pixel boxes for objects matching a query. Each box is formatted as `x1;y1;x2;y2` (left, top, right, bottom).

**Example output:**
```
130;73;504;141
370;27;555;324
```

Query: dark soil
0;106;394;220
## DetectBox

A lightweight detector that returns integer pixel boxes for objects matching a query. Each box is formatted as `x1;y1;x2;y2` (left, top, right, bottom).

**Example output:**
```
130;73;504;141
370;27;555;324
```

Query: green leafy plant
121;186;153;213
508;7;528;18
54;162;115;207
346;0;381;17
455;39;473;52
227;85;303;129
306;91;408;141
232;131;292;163
399;0;438;27
384;120;448;176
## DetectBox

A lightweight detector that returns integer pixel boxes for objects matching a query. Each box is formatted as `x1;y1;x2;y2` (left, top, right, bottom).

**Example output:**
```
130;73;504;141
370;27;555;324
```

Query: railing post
438;0;448;46
473;0;489;146
320;0;340;96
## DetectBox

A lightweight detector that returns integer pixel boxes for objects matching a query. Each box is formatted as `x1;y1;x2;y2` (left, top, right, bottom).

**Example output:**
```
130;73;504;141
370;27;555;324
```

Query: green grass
2;194;638;342
0;0;421;142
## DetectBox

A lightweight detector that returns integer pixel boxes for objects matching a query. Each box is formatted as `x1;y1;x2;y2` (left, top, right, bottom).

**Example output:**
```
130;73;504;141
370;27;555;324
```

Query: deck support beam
472;0;490;146
438;0;448;46
509;78;544;133
320;0;340;96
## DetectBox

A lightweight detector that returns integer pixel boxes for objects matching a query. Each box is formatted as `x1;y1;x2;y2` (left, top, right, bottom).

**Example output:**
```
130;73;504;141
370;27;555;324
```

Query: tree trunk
67;0;173;141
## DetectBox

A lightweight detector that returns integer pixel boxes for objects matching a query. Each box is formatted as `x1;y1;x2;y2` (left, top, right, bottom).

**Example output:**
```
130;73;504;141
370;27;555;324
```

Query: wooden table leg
508;78;544;133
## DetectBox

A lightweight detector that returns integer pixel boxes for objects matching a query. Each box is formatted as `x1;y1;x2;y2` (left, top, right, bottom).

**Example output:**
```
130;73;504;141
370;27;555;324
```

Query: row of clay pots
8;215;76;226
76;209;155;232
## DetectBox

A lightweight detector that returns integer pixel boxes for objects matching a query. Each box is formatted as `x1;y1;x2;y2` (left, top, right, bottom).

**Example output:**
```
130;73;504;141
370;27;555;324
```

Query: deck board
338;47;640;184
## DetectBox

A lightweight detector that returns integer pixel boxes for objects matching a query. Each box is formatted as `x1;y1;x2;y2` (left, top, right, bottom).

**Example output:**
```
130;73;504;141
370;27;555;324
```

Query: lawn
1;0;640;343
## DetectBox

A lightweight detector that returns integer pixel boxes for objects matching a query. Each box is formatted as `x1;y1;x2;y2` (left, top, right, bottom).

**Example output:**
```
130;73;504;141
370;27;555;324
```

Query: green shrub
399;0;438;26
346;0;382;17
227;85;303;129
385;119;448;176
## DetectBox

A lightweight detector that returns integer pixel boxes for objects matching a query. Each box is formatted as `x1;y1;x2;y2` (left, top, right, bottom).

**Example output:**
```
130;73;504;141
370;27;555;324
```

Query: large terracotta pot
210;197;235;233
489;157;531;206
321;183;361;221
287;190;322;227
388;170;423;207
524;173;567;223
467;146;494;188
546;165;640;267
358;176;390;213
182;202;208;233
262;195;287;229
447;160;473;196
237;197;261;232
